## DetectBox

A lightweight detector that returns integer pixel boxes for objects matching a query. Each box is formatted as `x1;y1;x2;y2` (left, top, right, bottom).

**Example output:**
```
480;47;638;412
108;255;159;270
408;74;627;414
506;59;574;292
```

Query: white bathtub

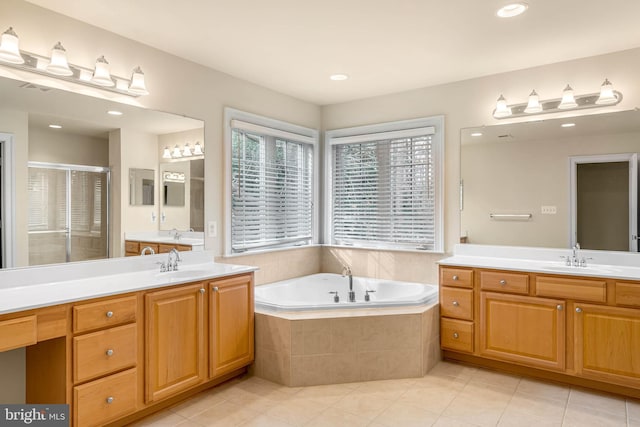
254;273;438;312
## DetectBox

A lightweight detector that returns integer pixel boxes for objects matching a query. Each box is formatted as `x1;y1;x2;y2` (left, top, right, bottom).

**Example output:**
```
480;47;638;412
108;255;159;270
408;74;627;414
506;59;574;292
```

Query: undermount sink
540;264;620;275
156;269;211;280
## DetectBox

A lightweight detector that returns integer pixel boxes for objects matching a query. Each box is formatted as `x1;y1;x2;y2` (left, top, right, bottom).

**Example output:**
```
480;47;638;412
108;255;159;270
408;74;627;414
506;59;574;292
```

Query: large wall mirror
0;75;204;268
460;109;640;252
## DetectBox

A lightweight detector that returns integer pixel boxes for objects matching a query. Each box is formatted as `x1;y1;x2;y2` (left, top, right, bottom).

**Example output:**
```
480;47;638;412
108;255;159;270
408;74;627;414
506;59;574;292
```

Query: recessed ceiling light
49;124;62;129
107;110;123;116
497;3;528;18
561;123;576;128
330;74;349;81
471;132;483;137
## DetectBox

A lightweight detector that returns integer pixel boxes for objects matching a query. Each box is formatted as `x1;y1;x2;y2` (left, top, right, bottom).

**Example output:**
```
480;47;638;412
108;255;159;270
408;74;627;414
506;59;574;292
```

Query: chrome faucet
342;265;355;302
168;248;182;271
572;243;581;267
140;246;155;255
171;228;181;241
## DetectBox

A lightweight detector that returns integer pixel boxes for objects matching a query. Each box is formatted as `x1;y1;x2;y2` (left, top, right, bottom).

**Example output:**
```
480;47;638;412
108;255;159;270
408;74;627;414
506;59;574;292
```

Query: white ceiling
24;0;640;105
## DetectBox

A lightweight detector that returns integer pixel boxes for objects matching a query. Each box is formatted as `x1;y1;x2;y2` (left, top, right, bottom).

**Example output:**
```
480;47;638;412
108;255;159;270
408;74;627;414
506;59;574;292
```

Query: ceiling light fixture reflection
561;123;576;128
107;110;123;116
330;74;349;81
471;132;483;137
49;124;62;129
497;3;528;18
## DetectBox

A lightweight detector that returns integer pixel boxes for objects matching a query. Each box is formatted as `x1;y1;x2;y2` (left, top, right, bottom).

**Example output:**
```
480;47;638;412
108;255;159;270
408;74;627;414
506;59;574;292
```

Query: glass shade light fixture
91;55;115;87
524;90;542;113
497;3;529;18
0;27;24;64
493;80;622;119
558;84;577;109
493;94;512;118
45;42;73;76
162;147;172;159
0;26;150;96
193;141;204;156
171;145;183;158
182;144;193;157
128;66;149;95
595;78;617;105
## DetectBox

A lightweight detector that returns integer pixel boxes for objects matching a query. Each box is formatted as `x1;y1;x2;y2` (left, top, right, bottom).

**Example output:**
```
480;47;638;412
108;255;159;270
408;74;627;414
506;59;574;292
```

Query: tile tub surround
254;303;441;386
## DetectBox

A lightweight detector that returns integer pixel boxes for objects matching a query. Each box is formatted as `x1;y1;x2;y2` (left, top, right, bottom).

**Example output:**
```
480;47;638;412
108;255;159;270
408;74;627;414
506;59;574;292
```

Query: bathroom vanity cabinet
1;271;255;427
439;265;640;398
125;240;193;256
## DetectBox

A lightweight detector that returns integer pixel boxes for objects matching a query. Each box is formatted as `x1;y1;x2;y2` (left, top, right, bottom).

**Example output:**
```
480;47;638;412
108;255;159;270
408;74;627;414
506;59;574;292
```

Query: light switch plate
541;206;557;215
208;221;217;237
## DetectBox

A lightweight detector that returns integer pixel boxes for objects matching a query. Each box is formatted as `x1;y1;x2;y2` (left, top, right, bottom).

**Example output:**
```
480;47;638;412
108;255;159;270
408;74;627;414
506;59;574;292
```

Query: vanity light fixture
91;56;115;87
171;145;183;158
45;42;73;76
162;147;172;159
0;27;149;97
493;95;512;118
128;66;149;95
524;90;542;113
182;144;193;157
558;85;577;109
0;27;24;64
492;79;622;119
193;141;204;156
596;78;617;105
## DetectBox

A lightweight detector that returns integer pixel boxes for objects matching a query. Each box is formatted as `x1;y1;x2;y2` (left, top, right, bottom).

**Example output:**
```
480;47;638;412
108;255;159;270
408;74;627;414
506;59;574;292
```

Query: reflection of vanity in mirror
0;75;205;268
460;109;640;252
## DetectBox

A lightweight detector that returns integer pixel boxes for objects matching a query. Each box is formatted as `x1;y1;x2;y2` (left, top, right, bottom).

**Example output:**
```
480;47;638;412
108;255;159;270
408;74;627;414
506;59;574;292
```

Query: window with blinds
328;117;443;251
231;126;315;253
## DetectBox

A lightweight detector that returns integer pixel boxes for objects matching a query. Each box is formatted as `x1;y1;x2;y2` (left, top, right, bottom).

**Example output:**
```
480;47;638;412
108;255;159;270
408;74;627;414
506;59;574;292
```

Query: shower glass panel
28;162;110;266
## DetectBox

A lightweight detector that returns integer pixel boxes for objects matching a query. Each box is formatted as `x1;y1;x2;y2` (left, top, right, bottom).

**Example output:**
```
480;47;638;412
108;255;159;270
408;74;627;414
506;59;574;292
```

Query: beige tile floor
131;362;640;427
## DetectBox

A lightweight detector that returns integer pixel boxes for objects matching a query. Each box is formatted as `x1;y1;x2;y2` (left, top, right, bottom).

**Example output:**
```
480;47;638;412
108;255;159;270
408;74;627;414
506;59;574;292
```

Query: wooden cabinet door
145;283;206;402
480;292;565;371
209;274;254;378
574;303;640;388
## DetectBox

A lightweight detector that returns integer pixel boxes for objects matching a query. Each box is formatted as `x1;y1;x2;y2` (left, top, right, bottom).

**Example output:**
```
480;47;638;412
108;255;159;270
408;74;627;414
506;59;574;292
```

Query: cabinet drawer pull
106;396;114;404
199;288;205;294
106;349;114;357
453;332;459;339
575;307;582;313
452;301;459;307
106;311;114;318
556;305;563;311
499;279;507;286
213;286;219;292
452;275;459;281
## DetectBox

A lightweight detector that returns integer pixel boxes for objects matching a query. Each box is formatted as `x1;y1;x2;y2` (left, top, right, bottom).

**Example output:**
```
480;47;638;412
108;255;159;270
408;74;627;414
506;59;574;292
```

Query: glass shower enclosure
27;162;110;266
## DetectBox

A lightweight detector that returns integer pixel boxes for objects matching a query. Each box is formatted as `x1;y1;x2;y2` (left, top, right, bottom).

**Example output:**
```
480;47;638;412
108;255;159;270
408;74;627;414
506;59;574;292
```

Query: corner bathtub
254;273;438;312
253;273;441;386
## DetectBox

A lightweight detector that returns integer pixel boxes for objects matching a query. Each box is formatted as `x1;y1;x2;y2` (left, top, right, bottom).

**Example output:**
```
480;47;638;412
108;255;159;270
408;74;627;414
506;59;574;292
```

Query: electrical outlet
541;206;557;215
208;221;217;238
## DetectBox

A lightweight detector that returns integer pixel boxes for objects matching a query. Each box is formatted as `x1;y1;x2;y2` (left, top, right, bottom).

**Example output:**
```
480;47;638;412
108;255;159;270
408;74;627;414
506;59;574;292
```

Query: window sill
223;244;322;258
323;244;445;255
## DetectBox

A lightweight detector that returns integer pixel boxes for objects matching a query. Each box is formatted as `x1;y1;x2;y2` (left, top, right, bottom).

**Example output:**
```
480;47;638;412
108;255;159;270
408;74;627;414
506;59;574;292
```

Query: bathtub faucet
342;265;355;302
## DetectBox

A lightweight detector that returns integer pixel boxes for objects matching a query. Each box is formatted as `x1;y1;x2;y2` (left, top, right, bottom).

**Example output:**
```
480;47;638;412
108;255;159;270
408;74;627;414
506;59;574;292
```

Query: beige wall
461;131;640;248
29;127;108;166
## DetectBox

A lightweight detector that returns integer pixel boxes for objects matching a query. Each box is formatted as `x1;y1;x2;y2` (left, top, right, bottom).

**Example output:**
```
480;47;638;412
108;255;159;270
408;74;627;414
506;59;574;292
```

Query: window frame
224;107;320;256
324;116;445;253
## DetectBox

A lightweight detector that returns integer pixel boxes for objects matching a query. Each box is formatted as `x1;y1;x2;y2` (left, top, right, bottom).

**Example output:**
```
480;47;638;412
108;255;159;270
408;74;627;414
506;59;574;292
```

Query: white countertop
0;251;256;315
439;244;640;281
125;231;205;249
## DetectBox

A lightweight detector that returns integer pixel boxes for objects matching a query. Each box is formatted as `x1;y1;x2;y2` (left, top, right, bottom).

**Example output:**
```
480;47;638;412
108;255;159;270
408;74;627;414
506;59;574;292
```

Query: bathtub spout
342;265;355;302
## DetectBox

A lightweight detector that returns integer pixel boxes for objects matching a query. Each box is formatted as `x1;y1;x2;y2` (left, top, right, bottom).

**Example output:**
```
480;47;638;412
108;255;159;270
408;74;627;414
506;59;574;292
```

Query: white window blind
231;128;314;253
329;120;442;251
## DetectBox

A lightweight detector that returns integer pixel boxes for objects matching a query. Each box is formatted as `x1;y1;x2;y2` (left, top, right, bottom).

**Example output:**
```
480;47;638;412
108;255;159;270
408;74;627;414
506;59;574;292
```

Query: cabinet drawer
441;318;473;353
615;282;640;308
480;271;529;294
0;315;37;352
536;276;606;303
124;240;139;254
440;267;473;288
74;368;137;427
158;243;177;253
74;296;137;333
177;244;192;251
440;287;473;320
74;323;137;383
